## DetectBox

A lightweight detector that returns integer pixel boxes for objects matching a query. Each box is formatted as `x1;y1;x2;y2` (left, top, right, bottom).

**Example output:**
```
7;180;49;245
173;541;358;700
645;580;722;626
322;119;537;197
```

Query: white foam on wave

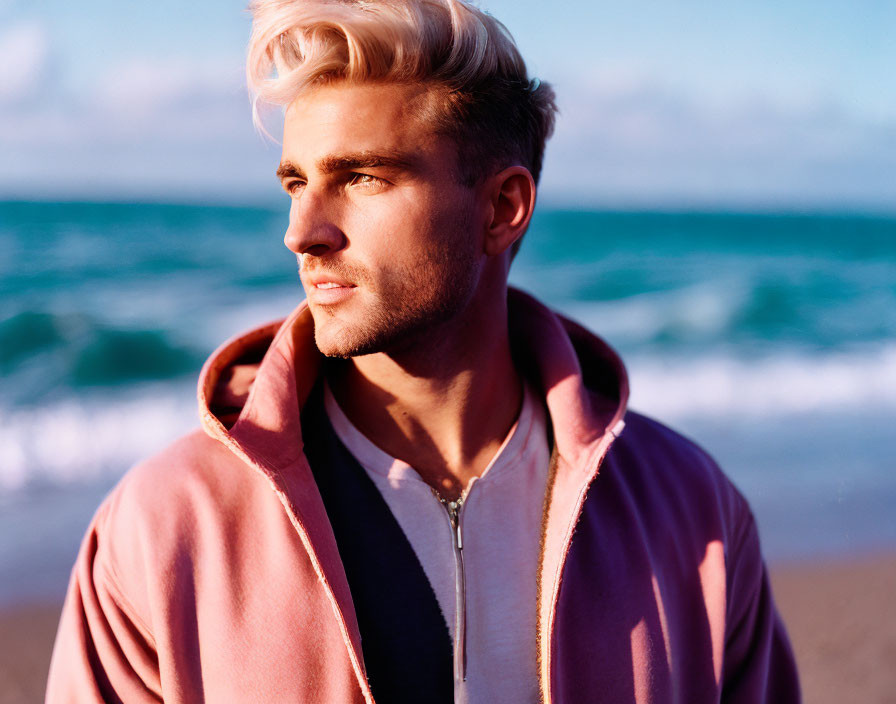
0;382;196;494
628;344;896;420
2;343;895;495
559;284;742;346
0;294;303;495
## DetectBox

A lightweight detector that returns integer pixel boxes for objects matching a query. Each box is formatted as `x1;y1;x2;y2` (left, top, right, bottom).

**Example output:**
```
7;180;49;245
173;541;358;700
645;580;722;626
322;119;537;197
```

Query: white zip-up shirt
324;382;550;704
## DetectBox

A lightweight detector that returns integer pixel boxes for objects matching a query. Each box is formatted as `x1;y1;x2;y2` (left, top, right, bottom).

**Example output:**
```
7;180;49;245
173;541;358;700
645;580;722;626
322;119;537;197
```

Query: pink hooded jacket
46;289;799;703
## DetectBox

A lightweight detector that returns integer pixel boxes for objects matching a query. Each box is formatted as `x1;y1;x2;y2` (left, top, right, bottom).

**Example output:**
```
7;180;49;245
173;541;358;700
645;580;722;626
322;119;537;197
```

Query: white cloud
0;51;277;202
94;57;244;118
0;54;252;145
0;20;49;104
540;72;896;209
0;53;894;210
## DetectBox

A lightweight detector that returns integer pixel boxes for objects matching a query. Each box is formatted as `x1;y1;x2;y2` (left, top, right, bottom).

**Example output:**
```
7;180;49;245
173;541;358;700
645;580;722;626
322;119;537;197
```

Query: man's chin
308;297;451;359
313;317;423;359
312;320;379;359
313;328;352;359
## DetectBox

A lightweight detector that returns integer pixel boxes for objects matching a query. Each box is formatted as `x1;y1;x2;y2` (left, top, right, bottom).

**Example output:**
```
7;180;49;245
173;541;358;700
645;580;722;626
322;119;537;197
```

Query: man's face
279;81;486;358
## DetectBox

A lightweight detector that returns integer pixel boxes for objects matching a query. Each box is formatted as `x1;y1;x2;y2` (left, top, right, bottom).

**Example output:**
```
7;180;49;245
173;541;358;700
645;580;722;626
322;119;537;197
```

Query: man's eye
349;173;383;187
285;180;305;195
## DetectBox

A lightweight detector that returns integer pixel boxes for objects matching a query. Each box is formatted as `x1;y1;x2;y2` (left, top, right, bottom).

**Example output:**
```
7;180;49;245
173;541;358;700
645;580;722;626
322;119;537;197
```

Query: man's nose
283;191;347;256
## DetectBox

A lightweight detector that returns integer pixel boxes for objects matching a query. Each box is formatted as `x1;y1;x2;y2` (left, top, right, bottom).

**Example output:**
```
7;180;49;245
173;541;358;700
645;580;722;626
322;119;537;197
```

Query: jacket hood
198;287;629;472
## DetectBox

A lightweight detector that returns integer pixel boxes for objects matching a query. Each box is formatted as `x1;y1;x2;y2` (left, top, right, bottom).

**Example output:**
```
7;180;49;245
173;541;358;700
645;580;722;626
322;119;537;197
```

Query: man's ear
483;166;536;257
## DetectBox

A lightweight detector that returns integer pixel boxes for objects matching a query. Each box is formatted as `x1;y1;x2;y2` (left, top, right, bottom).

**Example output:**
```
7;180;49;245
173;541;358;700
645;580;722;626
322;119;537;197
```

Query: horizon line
2;196;896;221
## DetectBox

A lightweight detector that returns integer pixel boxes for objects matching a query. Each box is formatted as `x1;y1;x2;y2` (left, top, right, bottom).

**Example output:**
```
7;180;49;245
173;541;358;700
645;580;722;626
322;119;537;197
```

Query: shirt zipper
432;487;469;685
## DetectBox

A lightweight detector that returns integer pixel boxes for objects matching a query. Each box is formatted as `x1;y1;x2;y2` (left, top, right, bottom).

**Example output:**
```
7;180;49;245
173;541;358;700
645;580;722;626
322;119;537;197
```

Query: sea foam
0;383;196;494
628;344;896;420
2;345;894;496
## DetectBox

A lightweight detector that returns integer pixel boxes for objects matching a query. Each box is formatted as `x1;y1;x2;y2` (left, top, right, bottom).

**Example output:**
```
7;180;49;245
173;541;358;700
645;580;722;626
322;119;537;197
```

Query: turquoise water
1;201;895;603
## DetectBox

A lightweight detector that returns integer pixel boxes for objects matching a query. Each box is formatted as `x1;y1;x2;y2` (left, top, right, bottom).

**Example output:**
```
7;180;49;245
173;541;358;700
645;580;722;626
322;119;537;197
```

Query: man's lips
303;271;355;288
302;272;357;304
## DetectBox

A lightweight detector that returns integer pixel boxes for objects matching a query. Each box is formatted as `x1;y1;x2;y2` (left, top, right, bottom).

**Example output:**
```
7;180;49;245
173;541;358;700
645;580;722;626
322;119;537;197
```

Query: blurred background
1;1;895;701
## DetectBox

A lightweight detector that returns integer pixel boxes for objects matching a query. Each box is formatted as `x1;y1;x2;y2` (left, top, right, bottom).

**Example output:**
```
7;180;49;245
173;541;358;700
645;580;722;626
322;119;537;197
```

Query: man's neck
327;298;522;501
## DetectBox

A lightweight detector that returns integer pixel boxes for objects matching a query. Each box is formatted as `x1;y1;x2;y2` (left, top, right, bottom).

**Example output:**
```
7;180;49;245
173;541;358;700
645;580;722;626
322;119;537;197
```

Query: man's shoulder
107;429;240;516
616;411;722;468
613;410;735;483
598;410;752;540
92;428;260;568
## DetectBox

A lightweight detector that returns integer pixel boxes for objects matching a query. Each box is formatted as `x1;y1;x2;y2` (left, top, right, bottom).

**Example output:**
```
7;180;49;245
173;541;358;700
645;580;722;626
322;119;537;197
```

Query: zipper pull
432;489;465;550
447;501;463;549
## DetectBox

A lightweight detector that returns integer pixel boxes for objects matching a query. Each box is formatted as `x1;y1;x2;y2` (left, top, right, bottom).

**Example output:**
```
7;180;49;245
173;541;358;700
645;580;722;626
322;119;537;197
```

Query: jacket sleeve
721;509;801;703
46;506;162;703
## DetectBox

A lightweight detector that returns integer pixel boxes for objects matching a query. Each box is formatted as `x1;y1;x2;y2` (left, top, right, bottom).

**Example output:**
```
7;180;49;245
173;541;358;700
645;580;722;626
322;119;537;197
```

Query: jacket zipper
432;488;468;685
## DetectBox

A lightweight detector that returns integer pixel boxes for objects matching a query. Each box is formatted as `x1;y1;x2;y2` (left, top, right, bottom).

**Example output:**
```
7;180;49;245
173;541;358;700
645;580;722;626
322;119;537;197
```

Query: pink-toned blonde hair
247;0;557;188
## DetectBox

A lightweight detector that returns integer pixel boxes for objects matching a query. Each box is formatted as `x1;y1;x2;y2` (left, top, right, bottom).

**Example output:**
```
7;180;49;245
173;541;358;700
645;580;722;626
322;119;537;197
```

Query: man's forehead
281;81;451;170
283;80;439;130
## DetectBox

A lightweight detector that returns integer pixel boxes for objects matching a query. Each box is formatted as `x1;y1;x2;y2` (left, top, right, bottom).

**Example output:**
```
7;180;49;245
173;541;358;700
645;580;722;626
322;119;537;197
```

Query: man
47;0;799;702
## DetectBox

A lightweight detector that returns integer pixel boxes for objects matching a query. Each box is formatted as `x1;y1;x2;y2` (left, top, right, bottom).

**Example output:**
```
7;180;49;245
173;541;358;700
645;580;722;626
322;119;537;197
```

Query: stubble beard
310;232;480;359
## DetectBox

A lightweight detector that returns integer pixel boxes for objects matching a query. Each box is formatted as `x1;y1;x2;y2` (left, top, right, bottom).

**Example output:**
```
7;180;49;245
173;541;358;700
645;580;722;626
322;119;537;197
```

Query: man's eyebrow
276;151;417;183
318;151;418;174
276;161;303;181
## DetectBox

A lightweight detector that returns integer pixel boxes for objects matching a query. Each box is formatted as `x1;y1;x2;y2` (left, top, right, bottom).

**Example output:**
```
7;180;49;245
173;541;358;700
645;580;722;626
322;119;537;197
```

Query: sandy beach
2;554;894;703
768;554;896;704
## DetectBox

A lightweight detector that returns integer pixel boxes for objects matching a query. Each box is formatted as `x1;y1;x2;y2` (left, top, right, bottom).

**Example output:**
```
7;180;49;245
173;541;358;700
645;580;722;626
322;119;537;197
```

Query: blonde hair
247;0;557;186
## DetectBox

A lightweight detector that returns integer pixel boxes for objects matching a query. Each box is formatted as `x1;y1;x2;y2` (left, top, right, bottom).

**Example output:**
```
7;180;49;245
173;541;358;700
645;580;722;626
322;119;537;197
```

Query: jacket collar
507;287;628;468
199;287;628;473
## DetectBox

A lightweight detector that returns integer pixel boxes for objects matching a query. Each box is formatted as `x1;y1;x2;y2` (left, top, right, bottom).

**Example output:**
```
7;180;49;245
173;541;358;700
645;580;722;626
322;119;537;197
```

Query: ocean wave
628;344;896;420
2;345;894;496
555;269;896;350
0;383;196;494
0;310;203;399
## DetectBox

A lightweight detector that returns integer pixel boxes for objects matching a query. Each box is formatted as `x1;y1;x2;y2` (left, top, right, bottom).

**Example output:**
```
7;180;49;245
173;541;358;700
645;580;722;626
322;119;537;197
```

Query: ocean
1;201;894;605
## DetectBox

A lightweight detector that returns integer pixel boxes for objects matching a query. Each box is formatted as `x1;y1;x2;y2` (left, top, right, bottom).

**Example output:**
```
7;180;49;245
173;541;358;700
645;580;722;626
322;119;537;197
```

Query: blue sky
2;0;894;210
